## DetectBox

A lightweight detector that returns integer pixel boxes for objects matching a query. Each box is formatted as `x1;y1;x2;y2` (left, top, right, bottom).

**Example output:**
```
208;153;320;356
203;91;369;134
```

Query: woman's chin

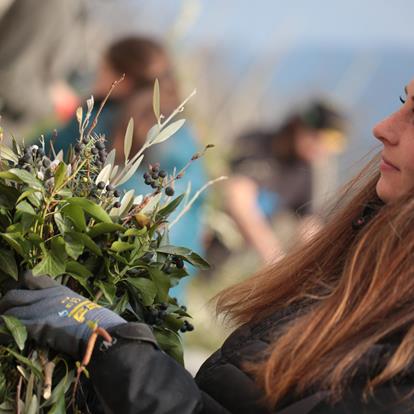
376;177;401;203
376;178;393;203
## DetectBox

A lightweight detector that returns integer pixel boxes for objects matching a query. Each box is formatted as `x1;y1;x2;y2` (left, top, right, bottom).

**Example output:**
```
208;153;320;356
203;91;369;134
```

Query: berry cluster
96;181;121;208
142;164;174;196
162;255;185;274
17;145;55;186
17;145;46;171
147;302;169;326
74;137;107;167
180;320;194;333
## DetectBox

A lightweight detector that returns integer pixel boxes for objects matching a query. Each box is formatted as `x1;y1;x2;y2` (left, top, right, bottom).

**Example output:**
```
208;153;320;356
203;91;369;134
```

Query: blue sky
127;0;414;49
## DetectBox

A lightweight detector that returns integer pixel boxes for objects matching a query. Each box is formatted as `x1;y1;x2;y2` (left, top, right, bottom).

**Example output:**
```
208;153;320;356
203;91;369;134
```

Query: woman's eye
400;95;406;104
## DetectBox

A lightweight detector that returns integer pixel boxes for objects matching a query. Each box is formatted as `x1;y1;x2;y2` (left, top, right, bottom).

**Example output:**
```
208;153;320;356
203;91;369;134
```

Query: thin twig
39;351;56;400
86;74;125;137
160;89;196;128
43;361;56;400
71;326;113;407
125;89;197;168
169;176;228;228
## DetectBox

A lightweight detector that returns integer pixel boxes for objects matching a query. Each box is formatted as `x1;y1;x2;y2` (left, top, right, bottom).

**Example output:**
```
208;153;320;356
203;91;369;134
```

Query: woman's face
373;79;414;202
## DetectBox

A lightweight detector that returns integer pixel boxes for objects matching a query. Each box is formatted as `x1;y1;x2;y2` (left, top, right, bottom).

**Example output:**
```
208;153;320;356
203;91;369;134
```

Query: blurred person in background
0;0;87;133
225;101;346;262
47;36;206;303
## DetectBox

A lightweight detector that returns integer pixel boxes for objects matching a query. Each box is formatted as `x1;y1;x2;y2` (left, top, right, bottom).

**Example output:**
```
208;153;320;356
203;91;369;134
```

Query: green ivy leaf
95;280;116;305
16;200;36;216
0;232;30;257
16;188;39;204
65;261;93;278
2;168;43;190
61;204;86;232
67;231;102;256
51;236;67;263
153;328;183;365
0;249;17;280
112;292;129;315
87;222;125;238
64;198;112;223
54;212;71;234
110;241;134;253
53;162;67;190
2;315;27;351
126;277;157;306
124;227;147;237
0;183;19;209
64;234;84;260
148;267;169;302
32;251;65;277
0;143;18;163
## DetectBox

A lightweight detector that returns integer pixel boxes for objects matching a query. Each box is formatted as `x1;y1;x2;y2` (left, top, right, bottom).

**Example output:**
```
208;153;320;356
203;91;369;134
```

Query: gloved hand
0;271;126;359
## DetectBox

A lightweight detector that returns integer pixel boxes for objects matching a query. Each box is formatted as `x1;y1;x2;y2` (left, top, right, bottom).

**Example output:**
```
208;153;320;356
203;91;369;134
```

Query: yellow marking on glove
68;300;101;323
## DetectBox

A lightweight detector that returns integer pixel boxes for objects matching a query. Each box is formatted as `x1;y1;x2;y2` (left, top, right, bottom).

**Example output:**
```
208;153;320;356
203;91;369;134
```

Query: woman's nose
372;112;400;146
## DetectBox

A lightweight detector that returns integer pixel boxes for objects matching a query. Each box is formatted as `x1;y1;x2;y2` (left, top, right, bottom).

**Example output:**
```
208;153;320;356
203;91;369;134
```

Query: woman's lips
380;156;400;172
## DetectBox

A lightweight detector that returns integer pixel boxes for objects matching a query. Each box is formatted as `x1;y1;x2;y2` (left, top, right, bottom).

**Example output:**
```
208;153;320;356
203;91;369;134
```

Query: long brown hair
217;154;414;408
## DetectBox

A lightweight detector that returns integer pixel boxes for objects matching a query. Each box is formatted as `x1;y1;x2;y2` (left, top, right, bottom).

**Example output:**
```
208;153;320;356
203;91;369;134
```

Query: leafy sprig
0;80;210;412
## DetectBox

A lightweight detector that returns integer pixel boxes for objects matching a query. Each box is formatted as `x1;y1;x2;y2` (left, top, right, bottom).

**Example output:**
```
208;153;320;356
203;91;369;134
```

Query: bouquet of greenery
0;81;212;413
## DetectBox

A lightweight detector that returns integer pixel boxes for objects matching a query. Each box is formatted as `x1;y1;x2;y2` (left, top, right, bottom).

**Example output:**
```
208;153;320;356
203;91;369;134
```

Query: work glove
0;271;126;359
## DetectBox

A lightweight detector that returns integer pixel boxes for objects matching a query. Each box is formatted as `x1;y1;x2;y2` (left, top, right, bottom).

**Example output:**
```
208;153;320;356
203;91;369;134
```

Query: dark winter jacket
87;305;414;414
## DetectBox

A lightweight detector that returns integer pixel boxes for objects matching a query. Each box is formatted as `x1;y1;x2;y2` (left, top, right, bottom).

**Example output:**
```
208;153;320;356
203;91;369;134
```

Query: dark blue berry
97;181;105;190
114;201;121;208
141;252;153;263
165;187;174;196
114;190;120;198
22;153;32;163
173;256;184;269
158;170;167;178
